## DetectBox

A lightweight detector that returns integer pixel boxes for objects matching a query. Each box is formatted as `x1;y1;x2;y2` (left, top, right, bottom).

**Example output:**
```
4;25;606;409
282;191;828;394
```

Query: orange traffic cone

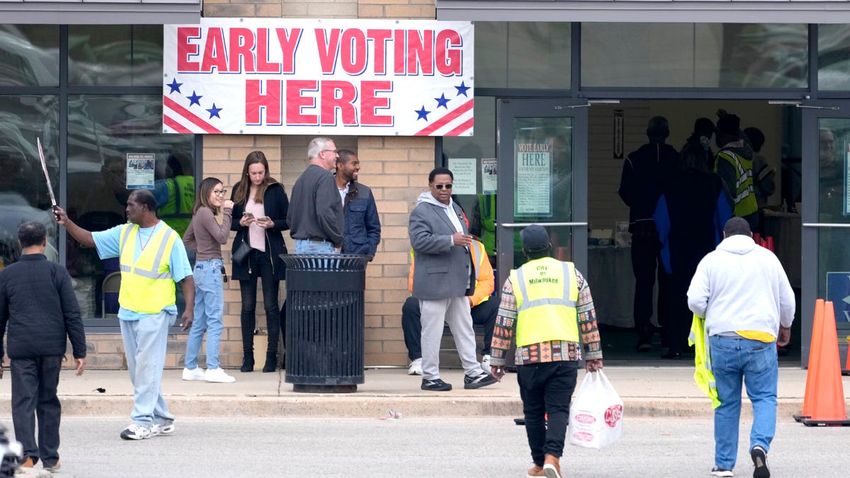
843;336;850;377
795;299;825;422
801;301;850;426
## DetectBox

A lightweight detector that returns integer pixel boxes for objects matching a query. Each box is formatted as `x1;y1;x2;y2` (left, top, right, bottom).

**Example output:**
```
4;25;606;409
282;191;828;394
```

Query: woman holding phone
230;151;289;372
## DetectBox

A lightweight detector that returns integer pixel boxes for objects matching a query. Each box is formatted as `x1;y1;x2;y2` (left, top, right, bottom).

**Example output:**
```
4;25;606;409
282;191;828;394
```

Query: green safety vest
715;149;758;218
159;175;194;236
510;257;580;347
118;223;178;314
688;314;721;409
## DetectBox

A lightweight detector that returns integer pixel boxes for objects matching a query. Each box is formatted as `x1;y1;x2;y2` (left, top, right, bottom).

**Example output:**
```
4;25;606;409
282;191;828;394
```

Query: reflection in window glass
817;119;849;223
818;25;850;91
0;25;59;86
69;25;163;87
0;95;59;267
67;95;195;318
582;23;807;88
476;23;570;89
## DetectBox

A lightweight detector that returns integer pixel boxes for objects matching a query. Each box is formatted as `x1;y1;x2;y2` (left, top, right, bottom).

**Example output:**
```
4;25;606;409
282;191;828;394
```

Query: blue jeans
709;335;778;470
120;311;175;428
185;259;224;369
294;239;336;254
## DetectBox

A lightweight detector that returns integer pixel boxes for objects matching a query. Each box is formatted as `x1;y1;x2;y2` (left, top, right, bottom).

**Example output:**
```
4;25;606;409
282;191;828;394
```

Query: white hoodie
687;234;795;337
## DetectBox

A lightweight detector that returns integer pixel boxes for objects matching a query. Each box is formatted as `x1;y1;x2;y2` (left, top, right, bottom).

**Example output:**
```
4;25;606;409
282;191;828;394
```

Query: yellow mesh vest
716;149;758;218
118;223;178;314
510;257;580;347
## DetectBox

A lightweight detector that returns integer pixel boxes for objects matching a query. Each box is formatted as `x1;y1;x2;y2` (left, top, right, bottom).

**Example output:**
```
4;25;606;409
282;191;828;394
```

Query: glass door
802;101;850;365
496;99;588;288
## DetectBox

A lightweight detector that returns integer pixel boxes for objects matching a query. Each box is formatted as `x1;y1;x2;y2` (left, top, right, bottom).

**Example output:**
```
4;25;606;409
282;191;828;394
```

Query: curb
0;396;808;419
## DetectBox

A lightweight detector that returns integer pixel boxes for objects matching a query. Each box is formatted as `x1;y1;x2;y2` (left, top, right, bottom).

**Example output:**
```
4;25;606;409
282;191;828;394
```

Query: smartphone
258;216;271;222
242;211;254;218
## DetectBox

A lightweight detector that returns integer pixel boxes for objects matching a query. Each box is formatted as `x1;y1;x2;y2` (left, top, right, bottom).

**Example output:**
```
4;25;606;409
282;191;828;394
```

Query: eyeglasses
213;189;227;196
433;184;453;190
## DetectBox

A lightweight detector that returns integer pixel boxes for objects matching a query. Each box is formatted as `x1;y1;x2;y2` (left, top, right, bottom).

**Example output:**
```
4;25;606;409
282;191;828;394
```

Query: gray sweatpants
419;297;482;380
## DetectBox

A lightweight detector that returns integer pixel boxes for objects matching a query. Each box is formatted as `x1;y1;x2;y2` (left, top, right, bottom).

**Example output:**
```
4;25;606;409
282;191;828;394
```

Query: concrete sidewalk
0;366;846;419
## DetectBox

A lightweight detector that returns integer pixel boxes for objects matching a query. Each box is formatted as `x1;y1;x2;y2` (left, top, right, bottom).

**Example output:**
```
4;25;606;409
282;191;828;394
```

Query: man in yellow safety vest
714;111;759;231
55;189;194;441
490;224;604;478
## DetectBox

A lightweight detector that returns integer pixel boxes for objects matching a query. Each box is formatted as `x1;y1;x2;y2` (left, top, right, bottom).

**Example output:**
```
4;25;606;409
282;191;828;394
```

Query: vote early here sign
163;18;474;136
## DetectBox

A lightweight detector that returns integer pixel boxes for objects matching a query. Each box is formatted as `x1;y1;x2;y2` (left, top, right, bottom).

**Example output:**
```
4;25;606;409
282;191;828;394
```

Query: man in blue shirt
55;189;194;441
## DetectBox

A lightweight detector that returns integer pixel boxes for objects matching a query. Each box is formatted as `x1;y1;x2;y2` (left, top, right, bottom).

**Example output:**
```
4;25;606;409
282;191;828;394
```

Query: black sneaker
751;446;770;478
421;378;452;391
464;371;498;389
710;467;733;477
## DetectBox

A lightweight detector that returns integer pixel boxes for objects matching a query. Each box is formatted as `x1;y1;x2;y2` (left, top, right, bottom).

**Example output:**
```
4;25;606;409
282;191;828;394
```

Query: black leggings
239;249;281;356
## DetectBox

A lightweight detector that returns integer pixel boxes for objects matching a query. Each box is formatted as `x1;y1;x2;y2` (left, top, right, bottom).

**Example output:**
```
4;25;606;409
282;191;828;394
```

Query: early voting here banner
163;18;474;136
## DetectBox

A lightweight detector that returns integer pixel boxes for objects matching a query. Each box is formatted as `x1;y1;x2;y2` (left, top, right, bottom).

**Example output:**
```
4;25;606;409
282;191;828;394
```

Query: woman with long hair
182;177;236;383
230;151;289;372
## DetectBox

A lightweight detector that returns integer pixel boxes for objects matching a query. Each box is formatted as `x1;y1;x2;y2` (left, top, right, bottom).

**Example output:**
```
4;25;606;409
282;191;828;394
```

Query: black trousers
11;356;63;466
239;249;281;357
401;295;498;361
518;361;578;466
630;235;666;342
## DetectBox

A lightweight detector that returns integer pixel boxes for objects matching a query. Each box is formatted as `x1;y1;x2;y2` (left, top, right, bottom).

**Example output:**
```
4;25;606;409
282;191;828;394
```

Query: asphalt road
12;416;850;477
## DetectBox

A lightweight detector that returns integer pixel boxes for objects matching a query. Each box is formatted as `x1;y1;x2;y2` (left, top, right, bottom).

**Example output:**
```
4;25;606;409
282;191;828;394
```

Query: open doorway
587;100;803;363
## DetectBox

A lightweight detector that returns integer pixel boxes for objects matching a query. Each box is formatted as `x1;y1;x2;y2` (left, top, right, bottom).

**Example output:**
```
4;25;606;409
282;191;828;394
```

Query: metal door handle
802;223;850;228
499;222;588;228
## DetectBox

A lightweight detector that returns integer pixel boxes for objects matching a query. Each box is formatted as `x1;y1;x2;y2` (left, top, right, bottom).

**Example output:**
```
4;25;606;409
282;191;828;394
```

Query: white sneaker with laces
205;367;236;383
120;423;152;441
150;422;175;437
182;367;206;381
408;358;423;376
481;354;492;373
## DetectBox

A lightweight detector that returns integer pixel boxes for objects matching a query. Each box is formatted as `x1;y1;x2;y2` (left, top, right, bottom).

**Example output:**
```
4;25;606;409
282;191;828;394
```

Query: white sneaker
205;367;236;383
120;423;152;441
481;354;492;373
150;422;175;437
182;367;206;381
408;358;423;375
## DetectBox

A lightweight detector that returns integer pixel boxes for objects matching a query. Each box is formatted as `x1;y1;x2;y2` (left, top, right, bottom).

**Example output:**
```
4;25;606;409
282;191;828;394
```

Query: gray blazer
409;199;473;300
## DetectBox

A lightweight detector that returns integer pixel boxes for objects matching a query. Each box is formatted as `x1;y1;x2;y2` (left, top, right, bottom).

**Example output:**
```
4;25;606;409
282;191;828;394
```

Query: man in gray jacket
288;137;344;254
408;167;497;391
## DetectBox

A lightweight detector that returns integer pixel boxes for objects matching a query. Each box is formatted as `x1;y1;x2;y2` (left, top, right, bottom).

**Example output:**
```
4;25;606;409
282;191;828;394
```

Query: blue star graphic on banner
415;106;431;121
455;81;470;97
435;94;450;109
187;91;203;107
206;103;222;119
167;78;183;94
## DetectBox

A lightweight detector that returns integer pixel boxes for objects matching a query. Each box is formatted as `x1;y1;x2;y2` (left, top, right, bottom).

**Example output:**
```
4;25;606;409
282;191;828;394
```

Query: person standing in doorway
288;137;344;254
0;222;86;471
490;224;603;478
618;116;679;352
230;151;289;373
409;167;497;391
715;110;759;231
55;189;194;441
182;177;236;383
335;150;381;259
687;217;794;478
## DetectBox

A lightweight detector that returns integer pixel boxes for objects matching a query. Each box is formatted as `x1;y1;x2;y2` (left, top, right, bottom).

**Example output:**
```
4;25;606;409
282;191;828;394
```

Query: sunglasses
433;184;453;190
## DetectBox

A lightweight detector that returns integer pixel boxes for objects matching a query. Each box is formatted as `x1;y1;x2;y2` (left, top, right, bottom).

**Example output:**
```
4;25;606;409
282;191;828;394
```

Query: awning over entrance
437;0;850;24
1;0;201;24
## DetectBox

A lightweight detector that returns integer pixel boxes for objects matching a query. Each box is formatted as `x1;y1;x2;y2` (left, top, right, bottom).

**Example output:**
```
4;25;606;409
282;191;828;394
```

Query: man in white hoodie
408;167;498;392
687;217;794;478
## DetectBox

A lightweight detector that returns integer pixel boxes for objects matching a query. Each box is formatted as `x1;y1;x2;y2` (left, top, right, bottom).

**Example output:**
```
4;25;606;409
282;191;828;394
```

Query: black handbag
232;238;250;264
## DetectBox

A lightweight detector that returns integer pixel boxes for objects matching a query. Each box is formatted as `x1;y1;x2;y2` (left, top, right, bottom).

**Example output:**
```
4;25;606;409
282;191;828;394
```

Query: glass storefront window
0;95;59;268
67;95;195;318
475;23;570;90
0;25;60;86
582;23;808;88
69;25;163;87
818;25;850;91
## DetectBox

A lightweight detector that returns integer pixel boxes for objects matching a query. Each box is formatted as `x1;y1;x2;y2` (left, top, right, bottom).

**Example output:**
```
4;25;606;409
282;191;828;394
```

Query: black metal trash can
281;254;367;393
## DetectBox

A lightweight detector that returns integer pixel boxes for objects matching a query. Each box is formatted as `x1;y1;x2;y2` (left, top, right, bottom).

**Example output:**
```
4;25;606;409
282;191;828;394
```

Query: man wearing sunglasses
408;167;498;392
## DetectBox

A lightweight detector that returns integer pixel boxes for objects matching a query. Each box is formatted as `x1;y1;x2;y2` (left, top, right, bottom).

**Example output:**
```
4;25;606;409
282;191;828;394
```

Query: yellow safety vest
118;223;179;314
688;314;721;409
159;176;194;236
510;257;580;347
715;149;758;218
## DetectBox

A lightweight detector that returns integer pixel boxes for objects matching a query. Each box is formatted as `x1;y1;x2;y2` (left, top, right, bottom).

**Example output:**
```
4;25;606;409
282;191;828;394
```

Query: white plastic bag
567;370;624;449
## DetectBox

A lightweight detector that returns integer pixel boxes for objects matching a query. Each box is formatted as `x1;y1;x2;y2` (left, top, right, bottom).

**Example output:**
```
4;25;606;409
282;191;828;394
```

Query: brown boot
21;457;35;468
543;454;561;478
527;464;546;477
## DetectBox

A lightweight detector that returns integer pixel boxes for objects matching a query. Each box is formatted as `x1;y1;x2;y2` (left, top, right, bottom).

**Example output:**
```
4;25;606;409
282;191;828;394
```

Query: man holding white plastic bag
490;225;604;478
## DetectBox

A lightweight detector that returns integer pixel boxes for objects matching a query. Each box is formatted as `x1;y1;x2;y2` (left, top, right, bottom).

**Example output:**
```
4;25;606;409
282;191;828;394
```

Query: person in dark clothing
288;137;344;254
335;150;381;259
743;127;776;213
230;151;289;373
0;222;86;471
681;118;716;172
618;116;679;351
655;147;733;358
